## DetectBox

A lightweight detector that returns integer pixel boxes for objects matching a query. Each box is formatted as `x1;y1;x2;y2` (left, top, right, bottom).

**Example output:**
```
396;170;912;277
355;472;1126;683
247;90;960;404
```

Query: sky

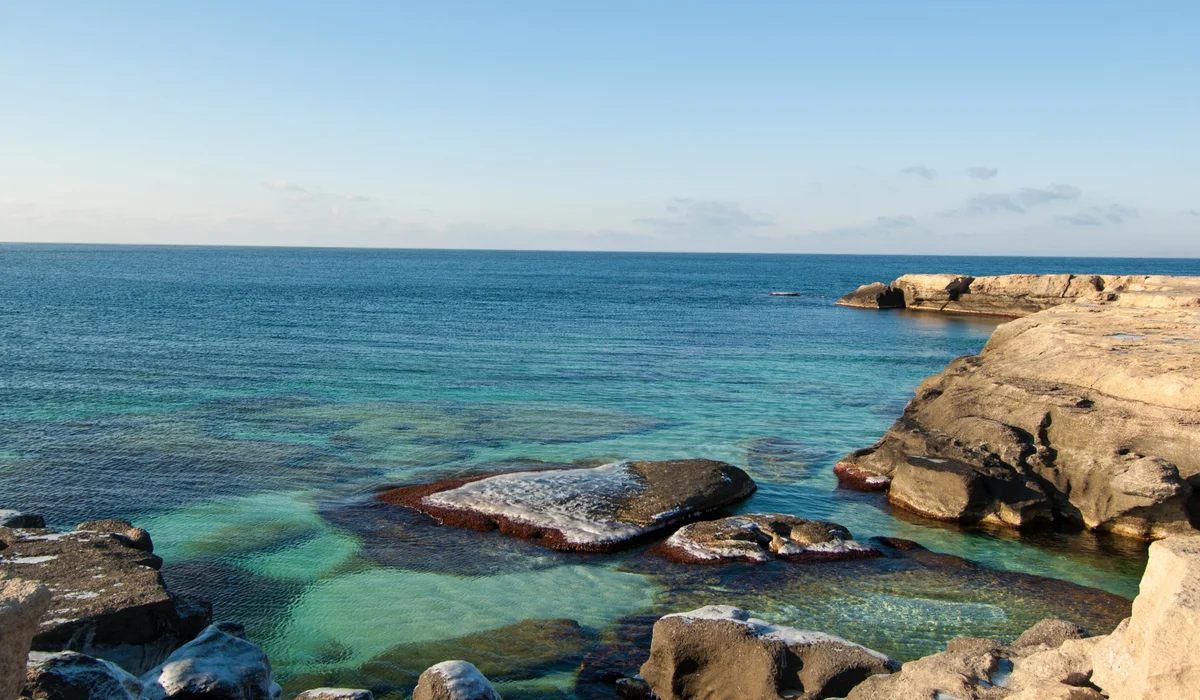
1;2;1197;256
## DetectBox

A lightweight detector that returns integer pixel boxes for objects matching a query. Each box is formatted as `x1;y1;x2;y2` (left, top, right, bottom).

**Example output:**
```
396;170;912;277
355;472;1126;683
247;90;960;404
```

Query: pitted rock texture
2;578;52;700
639;606;896;700
379;460;756;552
0;523;211;675
140;625;281;700
656;514;880;564
411;661;501;700
836;285;1200;539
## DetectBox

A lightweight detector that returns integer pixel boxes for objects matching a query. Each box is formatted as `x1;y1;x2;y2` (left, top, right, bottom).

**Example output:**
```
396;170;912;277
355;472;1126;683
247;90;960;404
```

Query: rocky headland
835;273;1200;539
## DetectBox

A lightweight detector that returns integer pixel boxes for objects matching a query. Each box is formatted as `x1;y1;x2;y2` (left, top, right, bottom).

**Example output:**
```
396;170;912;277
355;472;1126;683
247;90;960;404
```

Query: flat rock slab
656;513;880;564
379;460;756;552
0;523;210;675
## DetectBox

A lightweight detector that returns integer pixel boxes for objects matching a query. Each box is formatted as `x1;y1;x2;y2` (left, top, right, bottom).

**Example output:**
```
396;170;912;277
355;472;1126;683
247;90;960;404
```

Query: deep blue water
2;245;1197;697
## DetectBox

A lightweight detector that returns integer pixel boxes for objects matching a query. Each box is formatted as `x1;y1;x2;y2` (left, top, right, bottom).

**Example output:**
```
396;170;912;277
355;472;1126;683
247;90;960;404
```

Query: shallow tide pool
4;246;1194;697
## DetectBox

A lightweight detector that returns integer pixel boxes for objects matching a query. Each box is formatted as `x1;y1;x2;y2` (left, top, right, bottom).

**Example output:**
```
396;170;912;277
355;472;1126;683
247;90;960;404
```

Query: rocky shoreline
1;508;1194;699
835;273;1200;540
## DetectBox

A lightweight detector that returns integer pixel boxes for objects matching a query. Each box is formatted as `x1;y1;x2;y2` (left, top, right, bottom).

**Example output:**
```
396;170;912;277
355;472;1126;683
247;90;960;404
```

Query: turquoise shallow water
2;245;1198;698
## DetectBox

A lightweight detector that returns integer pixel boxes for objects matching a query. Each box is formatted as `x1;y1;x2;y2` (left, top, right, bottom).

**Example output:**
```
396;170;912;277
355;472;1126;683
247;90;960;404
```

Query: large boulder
379;460;755;552
139;625;281;700
639;606;896;700
1090;536;1200;698
411;661;501;700
2;578;52;700
0;522;211;675
656;514;879;563
835;290;1200;539
21;651;143;700
0;512;47;529
834;282;905;310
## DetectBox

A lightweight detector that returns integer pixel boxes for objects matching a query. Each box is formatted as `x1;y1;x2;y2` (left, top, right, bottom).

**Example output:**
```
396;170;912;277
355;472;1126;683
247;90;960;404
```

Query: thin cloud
876;215;917;228
962;184;1081;216
900;165;937;180
966;166;999;180
635;197;773;237
262;180;372;204
1059;204;1138;226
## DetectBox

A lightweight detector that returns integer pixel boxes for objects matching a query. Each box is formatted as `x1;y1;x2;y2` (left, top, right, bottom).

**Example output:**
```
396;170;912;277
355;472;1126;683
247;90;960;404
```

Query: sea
2;245;1197;698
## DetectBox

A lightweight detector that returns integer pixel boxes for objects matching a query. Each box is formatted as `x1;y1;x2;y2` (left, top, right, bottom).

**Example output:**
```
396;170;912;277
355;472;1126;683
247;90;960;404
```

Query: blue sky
2;2;1197;255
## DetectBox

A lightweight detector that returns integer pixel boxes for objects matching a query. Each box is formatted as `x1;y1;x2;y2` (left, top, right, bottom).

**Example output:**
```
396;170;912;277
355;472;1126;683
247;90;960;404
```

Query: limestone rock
1090;536;1200;698
640;605;896;700
1011;619;1087;651
76;521;153;553
293;689;373;700
139;625;281;700
411;661;501;700
834;282;905;310
2;578;52;700
835;288;1200;539
379;460;756;552
22;651;143;700
657;514;879;564
0;525;211;675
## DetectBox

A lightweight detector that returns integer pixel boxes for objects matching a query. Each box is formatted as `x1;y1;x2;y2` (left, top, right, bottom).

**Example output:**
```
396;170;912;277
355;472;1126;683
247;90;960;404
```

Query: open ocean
3;245;1198;698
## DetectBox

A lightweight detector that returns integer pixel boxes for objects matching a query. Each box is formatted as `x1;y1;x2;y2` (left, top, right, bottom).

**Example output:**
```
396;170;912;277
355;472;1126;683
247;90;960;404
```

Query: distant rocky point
835;273;1200;539
837;273;1200;317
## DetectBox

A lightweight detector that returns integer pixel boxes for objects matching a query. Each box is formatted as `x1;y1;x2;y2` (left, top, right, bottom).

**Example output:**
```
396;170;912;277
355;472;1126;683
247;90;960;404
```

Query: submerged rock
293;689;373;700
0;523;211;675
640;606;896;700
1;512;47;529
835;281;1200;539
140;625;281;700
655;514;879;564
379;460;755;552
2;578;52;700
22;651;143;700
411;661;501;700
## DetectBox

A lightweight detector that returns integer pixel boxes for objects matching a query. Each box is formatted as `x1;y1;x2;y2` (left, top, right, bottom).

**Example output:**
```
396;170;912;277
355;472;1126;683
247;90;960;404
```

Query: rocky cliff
836;273;1200;317
835;274;1200;539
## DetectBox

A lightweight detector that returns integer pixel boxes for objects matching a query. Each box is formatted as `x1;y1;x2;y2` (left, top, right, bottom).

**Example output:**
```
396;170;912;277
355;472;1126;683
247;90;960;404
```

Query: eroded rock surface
140;625;281;700
836;281;1200;538
0;523;211;675
656;514;879;564
2;578;52;700
411;661;501;700
640;606;896;700
22;651;143;700
293;689;373;700
1090;536;1200;698
379;460;755;552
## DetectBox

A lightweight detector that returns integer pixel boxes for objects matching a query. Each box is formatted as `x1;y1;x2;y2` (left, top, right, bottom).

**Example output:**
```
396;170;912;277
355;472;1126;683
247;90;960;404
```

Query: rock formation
379;460;756;552
2;579;52;700
140;625;281;700
655;514;879;563
22;651;144;700
411;661;502;700
835;273;1200;316
835;274;1200;538
639;605;896;700
0;520;211;675
293;689;373;700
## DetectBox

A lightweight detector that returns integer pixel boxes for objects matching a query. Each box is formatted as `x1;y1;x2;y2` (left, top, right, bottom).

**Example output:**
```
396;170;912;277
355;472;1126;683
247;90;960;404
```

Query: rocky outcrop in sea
835;273;1200;539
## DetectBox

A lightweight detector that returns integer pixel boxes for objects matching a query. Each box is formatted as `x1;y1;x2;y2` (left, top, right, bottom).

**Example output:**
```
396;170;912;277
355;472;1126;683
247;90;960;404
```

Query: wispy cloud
900;165;937;180
966;166;999;180
962;184;1081;215
1058;203;1138;226
262;180;373;204
635;197;773;237
876;215;916;228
